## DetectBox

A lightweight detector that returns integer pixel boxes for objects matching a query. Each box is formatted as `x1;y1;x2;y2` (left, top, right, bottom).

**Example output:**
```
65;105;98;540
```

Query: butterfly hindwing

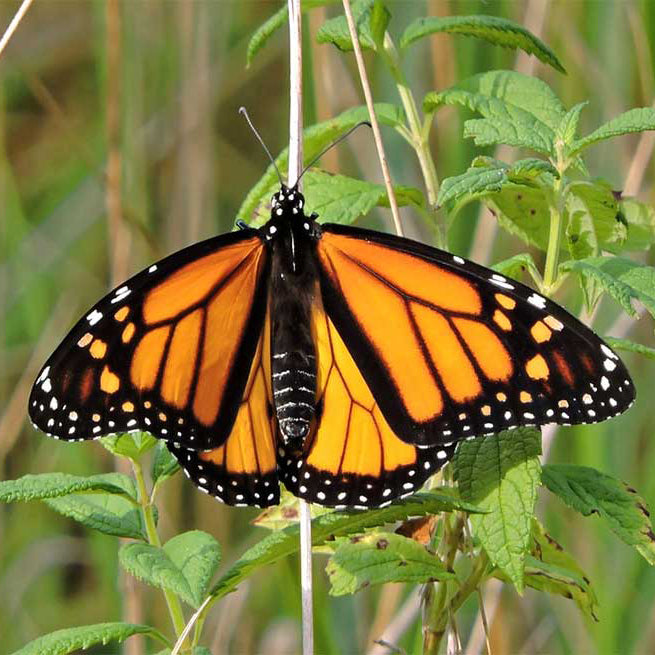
316;224;635;447
167;310;281;508
29;230;269;450
277;298;456;509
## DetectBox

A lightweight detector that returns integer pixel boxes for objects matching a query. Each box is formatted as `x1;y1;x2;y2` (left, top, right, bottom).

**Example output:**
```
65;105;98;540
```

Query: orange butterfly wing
168;309;281;507
316;224;634;447
29;230;269;450
278;296;456;508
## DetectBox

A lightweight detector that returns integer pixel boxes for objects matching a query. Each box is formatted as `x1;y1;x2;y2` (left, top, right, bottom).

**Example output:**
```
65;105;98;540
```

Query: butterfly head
270;184;306;220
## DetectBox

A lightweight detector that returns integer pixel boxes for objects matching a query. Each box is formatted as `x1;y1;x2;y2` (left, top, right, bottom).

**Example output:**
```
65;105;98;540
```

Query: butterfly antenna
239;106;284;186
297;120;372;183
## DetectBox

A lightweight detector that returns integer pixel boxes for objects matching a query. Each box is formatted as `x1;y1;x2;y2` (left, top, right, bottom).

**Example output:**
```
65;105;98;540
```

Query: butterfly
29;182;635;509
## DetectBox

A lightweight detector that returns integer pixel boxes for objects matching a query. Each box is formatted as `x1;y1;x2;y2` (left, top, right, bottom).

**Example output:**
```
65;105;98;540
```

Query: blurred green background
1;1;654;653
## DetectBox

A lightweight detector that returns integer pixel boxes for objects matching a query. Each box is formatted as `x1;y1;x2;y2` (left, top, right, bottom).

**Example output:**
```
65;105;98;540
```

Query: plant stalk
342;0;404;237
287;2;315;654
132;460;188;642
380;34;444;247
542;175;565;295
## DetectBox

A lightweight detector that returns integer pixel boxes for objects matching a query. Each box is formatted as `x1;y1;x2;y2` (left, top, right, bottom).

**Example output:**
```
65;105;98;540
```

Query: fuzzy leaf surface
164;531;222;606
565;180;625;259
316;0;376;51
45;490;145;540
424;71;566;154
454;428;542;592
605;337;655;360
101;432;156;460
119;543;196;607
619;198;655;251
11;623;167;655
560;257;655;318
151;442;180;486
570;107;655;155
542;465;655;565
326;532;454;595
401;15;564;73
0;472;136;503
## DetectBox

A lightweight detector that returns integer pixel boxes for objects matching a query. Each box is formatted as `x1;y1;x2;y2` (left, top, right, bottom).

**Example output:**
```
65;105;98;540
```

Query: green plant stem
380;33;445;248
422;513;464;655
425;545;490;655
543;143;570;295
131;460;188;643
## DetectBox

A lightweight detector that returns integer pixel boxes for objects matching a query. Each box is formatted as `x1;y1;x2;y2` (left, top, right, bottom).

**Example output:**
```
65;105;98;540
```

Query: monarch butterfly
29;168;635;509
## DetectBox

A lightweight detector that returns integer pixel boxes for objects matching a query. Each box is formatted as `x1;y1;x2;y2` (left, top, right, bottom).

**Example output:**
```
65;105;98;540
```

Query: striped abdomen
272;348;316;441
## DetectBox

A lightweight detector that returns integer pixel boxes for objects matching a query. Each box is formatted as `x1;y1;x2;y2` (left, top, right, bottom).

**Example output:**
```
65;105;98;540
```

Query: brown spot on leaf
376;539;389;550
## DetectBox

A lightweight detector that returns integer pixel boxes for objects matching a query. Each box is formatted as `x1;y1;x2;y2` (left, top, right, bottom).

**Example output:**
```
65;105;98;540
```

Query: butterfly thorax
265;185;321;444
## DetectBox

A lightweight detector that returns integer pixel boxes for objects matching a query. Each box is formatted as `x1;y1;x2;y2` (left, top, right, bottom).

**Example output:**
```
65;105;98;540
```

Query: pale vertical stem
105;4;140;653
288;2;314;654
288;0;303;187
0;0;33;60
341;0;404;237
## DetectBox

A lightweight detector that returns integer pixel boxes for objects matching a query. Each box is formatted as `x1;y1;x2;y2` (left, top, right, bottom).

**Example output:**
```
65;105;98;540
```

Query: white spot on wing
527;293;547;309
87;309;103;326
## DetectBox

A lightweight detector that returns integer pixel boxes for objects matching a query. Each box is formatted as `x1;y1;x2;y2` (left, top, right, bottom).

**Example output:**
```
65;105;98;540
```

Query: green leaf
400;15;565;73
369;0;390;49
542;465;655;565
454;428;542;592
605;336;655;360
236;103;405;225
45;487;146;540
120;531;221;609
101;432;157;460
252;490;332;531
152;442;180;487
492;252;542;286
316;0;376;52
560;256;655;318
438;166;508;208
11;623;168;655
565;180;625;259
570;107;655;155
555;101;588;147
619;198;655;251
507;158;559;181
210;491;479;599
164;531;222;606
485;183;552;250
0;472;136;503
326;532;454;596
246;1;338;66
522;519;598;620
120;542;196;607
424;71;566;155
438;157;556;208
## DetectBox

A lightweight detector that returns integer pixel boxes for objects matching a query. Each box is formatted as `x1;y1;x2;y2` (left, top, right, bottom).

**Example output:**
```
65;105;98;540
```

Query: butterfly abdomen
269;226;319;443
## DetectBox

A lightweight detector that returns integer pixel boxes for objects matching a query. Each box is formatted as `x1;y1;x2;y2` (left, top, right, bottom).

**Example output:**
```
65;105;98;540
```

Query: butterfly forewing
316;224;635;447
29;230;269;450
